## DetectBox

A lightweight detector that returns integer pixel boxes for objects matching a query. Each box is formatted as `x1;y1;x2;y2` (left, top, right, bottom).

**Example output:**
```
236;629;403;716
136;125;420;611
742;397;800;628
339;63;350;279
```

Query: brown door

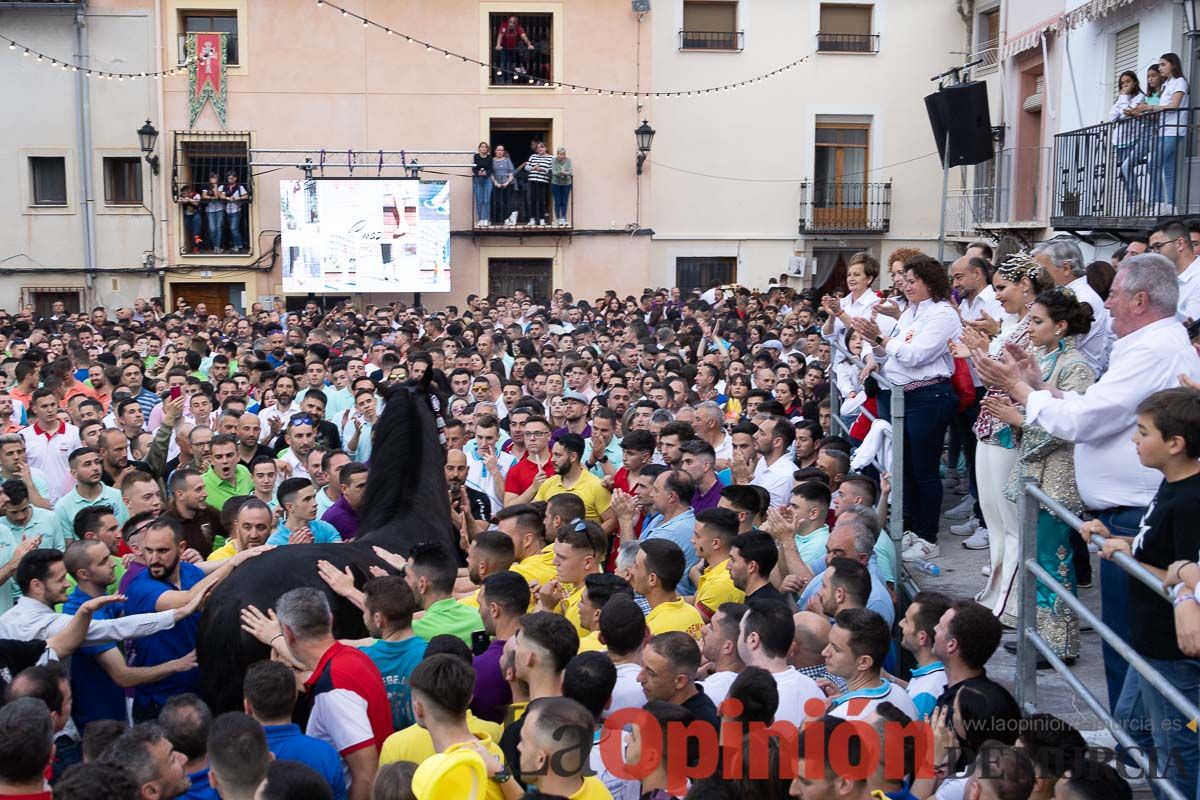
171;282;235;315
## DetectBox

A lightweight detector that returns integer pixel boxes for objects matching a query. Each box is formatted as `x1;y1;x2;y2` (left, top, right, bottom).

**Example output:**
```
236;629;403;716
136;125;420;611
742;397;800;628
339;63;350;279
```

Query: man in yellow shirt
690;507;745;620
574;573;635;653
513;696;614;800
379;653;508;799
535;521;606;637
495;503;557;588
630;538;704;641
533;435;614;526
206;498;274;561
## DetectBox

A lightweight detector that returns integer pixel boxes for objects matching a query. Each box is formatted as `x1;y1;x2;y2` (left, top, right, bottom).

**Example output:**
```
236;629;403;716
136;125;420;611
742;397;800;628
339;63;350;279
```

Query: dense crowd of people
0;231;1199;800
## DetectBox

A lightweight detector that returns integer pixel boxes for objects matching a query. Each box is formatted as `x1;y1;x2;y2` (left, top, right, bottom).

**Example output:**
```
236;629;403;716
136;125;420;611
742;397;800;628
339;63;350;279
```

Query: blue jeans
552;183;572;221
226;208;244;251
185;212;202;248
206;207;225;251
1118;657;1200;798
1152;135;1184;204
473;176;493;222
885;381;956;541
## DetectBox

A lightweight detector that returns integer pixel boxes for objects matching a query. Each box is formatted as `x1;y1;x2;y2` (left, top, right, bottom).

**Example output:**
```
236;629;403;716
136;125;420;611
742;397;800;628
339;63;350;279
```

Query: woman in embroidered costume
956;252;1050;621
982;287;1097;659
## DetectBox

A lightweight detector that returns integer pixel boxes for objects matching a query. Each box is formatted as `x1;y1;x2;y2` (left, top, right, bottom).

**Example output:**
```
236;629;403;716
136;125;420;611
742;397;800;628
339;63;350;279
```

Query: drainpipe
74;3;98;290
153;0;167;280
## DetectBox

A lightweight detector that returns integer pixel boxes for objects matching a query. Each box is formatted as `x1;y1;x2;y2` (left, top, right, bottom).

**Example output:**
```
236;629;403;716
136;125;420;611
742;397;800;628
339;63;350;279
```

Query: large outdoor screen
279;178;450;293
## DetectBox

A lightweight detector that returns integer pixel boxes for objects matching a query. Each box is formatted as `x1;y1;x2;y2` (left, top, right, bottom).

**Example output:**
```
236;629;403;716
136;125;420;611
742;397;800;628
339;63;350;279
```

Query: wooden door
171;282;234;315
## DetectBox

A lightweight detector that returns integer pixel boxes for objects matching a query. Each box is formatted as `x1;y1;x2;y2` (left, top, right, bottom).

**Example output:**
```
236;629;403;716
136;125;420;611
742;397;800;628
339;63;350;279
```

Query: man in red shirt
494;14;534;85
504;414;555;506
242;587;392;800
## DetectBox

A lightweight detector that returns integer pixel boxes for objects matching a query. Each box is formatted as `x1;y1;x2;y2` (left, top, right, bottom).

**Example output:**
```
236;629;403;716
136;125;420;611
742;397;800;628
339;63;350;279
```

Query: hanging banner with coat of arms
187;32;228;128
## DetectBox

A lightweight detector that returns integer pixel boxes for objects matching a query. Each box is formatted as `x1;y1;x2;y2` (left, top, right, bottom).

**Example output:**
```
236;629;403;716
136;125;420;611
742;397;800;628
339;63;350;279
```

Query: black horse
196;381;452;712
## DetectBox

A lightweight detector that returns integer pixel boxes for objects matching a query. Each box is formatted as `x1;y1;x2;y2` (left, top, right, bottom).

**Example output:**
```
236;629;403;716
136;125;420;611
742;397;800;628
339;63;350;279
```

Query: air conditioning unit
632;0;650;11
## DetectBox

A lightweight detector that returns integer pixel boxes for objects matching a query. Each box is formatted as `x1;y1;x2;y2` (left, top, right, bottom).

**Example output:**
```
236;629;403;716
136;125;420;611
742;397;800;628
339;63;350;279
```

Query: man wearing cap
549;390;592;446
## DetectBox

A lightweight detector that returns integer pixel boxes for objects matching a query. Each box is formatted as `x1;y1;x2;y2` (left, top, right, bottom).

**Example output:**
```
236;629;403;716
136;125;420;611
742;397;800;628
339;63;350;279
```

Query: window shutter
1113;25;1139;94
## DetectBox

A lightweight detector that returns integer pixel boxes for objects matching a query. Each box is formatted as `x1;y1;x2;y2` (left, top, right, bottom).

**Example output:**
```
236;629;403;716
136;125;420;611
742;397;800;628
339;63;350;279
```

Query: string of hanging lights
0;32;189;79
312;0;809;98
3;4;810;94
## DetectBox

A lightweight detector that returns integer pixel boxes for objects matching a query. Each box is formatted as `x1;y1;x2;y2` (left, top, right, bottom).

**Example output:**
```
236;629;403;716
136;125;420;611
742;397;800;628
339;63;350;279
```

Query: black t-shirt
746;582;789;606
499;714;526;784
933;673;1020;769
1131;472;1200;659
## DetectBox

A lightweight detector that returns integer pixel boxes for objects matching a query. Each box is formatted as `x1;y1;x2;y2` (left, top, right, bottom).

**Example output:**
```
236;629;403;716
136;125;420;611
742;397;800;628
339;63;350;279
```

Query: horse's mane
354;379;451;552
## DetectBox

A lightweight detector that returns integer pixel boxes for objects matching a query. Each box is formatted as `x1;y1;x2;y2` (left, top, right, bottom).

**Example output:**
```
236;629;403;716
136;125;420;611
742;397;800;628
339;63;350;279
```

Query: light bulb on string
362;18;368;26
8;42;14;50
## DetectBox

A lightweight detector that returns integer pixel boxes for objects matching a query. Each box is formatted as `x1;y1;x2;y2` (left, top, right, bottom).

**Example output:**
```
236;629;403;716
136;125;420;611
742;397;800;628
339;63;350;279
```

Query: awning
999;0;1136;60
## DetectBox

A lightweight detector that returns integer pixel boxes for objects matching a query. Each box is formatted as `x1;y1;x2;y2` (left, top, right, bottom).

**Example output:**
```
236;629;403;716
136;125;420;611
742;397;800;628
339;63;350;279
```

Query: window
813;122;871;228
676;257;736;295
818;4;876;53
24;288;83;318
1113;25;1139;95
103;157;143;205
681;1;742;50
489;13;552;86
976;7;1000;71
178;11;239;66
172;132;252;255
30;157;67;206
488;258;553;300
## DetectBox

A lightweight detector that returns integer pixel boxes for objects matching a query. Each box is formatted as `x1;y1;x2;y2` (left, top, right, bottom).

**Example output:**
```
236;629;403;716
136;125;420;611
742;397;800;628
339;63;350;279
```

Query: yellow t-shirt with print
646;598;704;641
694;559;745;619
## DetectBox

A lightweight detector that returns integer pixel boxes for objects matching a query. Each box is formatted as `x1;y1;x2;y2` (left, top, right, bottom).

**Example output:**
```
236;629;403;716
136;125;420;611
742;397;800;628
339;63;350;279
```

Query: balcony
489;13;553;87
798;181;891;234
801;184;888;237
1050;110;1200;233
679;30;744;51
816;32;879;53
472;177;573;235
944;147;1051;237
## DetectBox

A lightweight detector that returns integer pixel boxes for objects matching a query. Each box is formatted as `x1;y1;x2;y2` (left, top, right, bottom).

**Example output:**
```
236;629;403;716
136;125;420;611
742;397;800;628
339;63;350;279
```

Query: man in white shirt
258;374;302;443
19;389;82;501
464;414;515;514
599;593;647;718
975;253;1200;737
822;607;918;721
1033;239;1115;375
0;547;201;643
1147;219;1200;322
736;598;824;726
699;603;745;707
750;416;795;509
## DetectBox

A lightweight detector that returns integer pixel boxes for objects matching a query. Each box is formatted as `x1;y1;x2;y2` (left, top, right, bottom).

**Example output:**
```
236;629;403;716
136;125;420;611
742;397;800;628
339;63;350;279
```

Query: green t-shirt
412;598;484;648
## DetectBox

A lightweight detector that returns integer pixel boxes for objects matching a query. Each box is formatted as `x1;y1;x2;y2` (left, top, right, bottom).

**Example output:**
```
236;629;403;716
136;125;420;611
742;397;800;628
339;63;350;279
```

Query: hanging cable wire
0;33;189;79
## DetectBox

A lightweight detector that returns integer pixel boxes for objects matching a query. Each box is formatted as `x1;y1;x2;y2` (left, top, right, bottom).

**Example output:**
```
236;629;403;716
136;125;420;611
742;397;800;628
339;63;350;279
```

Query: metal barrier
1015;480;1200;800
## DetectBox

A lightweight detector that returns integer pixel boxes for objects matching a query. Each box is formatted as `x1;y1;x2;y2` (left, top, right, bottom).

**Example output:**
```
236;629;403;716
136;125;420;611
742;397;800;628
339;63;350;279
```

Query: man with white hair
1032;238;1115;374
692;401;732;470
976;252;1200;744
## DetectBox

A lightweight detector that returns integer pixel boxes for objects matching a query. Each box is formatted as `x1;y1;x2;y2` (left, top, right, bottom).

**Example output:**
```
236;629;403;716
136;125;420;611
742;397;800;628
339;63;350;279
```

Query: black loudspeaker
924;81;994;167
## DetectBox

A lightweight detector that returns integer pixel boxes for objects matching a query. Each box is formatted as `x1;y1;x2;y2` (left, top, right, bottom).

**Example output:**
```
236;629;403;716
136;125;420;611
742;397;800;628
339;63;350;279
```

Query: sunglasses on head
289;415;315;427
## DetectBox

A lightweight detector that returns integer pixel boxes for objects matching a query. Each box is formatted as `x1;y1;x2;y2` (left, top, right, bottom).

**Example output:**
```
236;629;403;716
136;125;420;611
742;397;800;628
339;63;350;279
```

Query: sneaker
899;531;920;552
506;211;518;225
981;563;992;576
950;518;980;537
962;527;990;550
945;495;975;520
902;539;940;562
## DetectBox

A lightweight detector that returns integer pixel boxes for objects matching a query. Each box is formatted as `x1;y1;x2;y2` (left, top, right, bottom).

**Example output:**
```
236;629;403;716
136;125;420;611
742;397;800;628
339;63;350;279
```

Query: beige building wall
156;0;653;309
0;2;161;313
646;0;967;291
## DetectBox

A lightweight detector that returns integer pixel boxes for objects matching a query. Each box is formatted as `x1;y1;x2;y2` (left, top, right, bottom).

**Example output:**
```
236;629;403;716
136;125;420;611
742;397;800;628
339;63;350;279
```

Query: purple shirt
690;476;726;514
550;423;591;446
470;638;510;724
321;495;359;540
119;561;147;594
